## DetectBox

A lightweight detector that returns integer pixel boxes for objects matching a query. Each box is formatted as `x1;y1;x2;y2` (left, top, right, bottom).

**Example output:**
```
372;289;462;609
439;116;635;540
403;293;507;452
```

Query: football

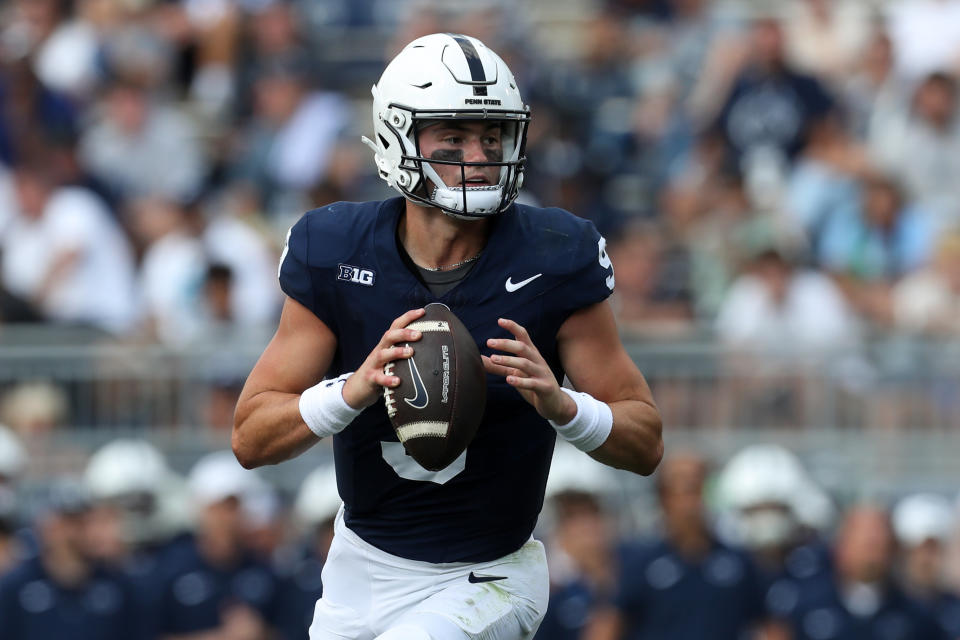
383;303;486;471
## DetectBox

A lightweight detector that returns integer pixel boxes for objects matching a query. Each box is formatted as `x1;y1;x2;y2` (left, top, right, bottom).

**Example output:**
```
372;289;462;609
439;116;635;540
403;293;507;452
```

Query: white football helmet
84;439;190;545
362;33;530;219
294;464;341;529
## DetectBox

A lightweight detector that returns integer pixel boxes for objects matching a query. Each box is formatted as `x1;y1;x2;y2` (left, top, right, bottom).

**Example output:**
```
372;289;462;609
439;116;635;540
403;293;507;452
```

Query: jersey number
380;442;467;484
598;237;615;290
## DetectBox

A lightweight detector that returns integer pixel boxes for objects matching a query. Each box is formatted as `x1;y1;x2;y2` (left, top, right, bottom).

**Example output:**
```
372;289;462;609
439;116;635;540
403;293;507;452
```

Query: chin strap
421;162;504;215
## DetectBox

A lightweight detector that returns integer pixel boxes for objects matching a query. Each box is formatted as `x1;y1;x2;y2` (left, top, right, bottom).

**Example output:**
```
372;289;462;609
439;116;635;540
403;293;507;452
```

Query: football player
233;33;663;640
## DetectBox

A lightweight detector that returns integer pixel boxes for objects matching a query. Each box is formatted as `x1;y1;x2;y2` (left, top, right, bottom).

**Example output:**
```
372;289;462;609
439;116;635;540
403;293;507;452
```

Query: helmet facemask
370;106;529;220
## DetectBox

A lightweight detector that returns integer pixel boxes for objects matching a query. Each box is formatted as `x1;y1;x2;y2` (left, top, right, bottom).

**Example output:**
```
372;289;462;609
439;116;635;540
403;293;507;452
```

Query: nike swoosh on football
504;273;543;292
403;357;429;409
468;572;507;584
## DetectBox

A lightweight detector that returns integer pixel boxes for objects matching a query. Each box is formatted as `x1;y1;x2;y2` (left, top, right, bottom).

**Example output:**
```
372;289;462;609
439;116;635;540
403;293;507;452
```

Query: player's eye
483;136;500;146
442;136;463;145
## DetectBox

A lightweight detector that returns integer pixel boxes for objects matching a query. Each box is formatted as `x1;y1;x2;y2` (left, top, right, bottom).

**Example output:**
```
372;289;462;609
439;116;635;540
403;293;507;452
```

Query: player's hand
341;308;425;410
484;318;577;424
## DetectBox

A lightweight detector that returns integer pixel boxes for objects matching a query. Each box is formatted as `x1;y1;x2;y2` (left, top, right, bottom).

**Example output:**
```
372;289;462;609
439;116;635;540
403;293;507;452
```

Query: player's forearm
232;391;319;468
587;399;663;475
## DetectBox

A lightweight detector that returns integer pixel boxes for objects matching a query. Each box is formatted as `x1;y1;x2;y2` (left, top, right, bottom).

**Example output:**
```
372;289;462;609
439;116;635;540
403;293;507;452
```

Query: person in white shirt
2;160;138;334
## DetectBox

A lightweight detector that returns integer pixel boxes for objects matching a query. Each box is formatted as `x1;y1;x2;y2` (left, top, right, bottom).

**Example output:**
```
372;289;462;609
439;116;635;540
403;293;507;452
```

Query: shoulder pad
278;200;380;328
512;204;615;299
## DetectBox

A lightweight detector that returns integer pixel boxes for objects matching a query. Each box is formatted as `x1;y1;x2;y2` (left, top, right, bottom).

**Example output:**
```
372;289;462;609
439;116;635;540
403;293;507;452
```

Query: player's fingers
488;338;546;367
381;327;421;348
498;318;532;344
489;354;544;378
378;345;413;366
390;308;426;331
486;337;530;357
505;374;547;391
482;356;529;380
481;355;513;377
373;370;402;387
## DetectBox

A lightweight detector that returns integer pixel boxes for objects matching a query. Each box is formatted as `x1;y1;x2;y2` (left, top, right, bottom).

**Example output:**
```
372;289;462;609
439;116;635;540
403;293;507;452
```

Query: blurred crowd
3;424;960;640
5;1;960;638
2;0;960;349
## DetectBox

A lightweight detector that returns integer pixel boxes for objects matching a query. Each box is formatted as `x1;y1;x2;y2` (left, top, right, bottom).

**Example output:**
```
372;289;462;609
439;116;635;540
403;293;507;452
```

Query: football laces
383;362;397;418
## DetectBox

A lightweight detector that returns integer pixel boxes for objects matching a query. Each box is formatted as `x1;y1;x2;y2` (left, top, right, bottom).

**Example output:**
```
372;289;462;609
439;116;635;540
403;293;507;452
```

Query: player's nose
463;138;487;163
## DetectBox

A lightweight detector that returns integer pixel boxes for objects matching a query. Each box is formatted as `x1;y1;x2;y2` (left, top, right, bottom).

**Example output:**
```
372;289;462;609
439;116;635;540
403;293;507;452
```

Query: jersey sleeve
556;217;615;313
277;213;339;334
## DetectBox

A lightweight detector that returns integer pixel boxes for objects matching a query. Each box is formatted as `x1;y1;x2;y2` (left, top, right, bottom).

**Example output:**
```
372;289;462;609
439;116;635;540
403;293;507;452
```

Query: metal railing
1;327;958;492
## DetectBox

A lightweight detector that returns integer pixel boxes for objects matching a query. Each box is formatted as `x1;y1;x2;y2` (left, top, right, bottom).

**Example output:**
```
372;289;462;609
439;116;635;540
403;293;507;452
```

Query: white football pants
308;508;549;640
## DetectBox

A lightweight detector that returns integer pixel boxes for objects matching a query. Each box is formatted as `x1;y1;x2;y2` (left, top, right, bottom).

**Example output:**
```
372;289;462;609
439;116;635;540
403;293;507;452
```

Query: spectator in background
202;196;281;331
714;444;835;636
712;17;834;175
674;154;803;320
782;506;942;640
535;443;619;640
892;231;960;336
130;196;208;344
714;245;862;427
870;72;960;227
819;174;936;326
0;382;68;438
785;112;868;255
231;54;350;217
83;439;191;640
31;0;116;101
0;57;78;168
79;75;208;204
1;158;138;334
892;494;960;640
0;424;28;576
275;464;340;640
233;0;313;120
607;221;694;337
587;453;765;640
782;0;873;83
885;0;960;82
157;450;280;640
841;29;908;143
0;480;141;640
716;244;861;355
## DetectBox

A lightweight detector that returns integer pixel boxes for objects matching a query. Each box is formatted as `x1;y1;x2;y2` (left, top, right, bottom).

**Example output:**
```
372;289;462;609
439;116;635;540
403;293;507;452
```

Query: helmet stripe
448;34;486;83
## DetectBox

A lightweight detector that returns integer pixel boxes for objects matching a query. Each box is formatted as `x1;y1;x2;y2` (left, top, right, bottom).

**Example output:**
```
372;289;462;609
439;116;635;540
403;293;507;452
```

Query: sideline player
233;33;663;640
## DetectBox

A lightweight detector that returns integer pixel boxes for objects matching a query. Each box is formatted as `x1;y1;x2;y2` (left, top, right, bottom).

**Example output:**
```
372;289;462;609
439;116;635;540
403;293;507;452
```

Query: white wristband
548;387;613;452
299;373;363;439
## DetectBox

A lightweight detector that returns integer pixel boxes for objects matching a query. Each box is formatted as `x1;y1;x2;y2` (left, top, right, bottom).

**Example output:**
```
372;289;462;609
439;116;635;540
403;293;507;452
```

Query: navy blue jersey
614;537;764;640
157;537;281;635
273;547;325;640
782;581;944;640
534;578;597;640
763;540;834;622
0;556;140;640
925;591;960;640
279;197;614;562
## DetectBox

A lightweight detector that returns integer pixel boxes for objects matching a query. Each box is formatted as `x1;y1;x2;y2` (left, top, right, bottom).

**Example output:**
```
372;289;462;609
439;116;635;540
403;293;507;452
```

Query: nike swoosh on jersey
504;273;543;292
403;356;429;409
468;572;507;584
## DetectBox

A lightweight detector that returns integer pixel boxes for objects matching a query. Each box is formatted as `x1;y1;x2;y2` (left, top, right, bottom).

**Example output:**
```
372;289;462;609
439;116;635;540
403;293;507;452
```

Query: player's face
418;120;503;191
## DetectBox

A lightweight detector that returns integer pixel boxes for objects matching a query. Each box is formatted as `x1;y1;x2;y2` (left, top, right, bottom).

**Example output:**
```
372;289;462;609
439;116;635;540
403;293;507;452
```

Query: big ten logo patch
337;264;376;286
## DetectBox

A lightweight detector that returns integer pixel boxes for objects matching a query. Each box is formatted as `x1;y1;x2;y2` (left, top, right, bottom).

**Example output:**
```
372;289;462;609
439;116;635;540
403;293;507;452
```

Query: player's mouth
460;176;494;187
